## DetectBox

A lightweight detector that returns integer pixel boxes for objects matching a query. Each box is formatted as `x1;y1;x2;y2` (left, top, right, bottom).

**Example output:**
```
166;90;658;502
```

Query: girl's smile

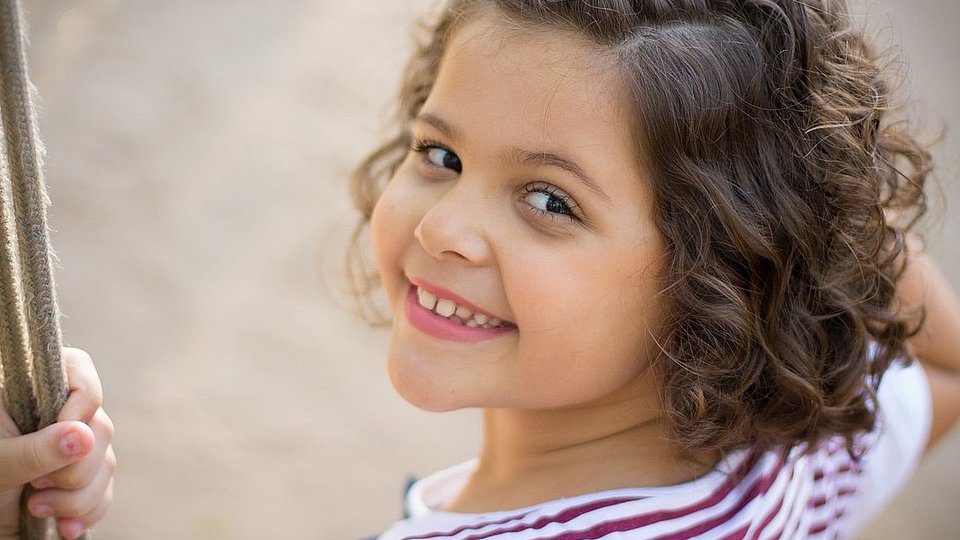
371;13;665;414
405;280;517;342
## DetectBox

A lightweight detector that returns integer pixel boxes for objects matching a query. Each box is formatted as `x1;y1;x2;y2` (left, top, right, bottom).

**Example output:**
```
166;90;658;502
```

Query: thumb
0;421;94;488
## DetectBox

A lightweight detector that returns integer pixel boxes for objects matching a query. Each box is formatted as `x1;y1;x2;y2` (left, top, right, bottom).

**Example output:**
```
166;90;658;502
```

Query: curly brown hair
349;0;931;455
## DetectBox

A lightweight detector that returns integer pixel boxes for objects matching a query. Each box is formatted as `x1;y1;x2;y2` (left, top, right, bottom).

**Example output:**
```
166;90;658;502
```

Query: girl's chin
386;353;471;413
391;385;468;413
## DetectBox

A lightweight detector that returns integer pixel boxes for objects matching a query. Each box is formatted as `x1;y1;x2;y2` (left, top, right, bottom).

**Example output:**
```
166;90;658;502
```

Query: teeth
415;286;508;329
435;299;456;317
417;288;438;310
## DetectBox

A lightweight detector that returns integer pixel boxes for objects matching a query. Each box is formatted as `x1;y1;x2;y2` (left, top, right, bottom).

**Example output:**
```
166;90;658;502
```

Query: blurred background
17;0;959;538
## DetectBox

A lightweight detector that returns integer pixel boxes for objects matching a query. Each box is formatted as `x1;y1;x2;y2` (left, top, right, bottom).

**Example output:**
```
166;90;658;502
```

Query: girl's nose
414;185;493;265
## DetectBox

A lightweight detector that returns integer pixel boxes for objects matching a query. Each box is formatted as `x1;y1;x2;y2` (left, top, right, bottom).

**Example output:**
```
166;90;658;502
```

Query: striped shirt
377;361;930;540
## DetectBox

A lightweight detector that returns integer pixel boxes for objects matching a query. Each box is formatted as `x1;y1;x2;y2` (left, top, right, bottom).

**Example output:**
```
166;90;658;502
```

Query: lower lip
404;286;515;343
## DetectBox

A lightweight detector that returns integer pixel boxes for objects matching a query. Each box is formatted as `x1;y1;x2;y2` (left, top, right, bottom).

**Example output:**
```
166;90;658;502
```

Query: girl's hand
0;348;115;540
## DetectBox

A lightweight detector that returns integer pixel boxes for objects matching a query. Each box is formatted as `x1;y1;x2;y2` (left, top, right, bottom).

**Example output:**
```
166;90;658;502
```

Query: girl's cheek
370;178;417;303
370;189;400;292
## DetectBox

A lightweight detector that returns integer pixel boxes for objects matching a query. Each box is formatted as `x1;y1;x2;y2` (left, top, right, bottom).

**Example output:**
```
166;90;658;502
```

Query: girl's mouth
404;284;516;342
414;286;511;329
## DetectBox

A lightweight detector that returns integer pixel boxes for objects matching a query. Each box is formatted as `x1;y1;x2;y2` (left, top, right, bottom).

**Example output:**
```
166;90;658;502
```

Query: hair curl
350;0;931;455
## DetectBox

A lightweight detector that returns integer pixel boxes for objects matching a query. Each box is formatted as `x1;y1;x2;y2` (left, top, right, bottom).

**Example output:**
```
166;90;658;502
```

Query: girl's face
371;15;665;412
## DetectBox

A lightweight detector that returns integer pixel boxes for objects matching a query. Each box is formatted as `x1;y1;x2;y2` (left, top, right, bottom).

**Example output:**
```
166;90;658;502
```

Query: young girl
0;0;957;539
349;0;960;537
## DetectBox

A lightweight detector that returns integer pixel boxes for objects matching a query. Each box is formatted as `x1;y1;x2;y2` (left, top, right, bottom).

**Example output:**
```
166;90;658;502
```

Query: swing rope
0;1;86;538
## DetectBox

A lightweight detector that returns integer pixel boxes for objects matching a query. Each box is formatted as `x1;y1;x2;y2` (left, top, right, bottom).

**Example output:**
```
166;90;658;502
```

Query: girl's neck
443;388;720;513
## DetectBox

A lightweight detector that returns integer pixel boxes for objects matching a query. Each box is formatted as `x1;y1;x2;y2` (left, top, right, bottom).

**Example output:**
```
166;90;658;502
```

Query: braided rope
0;1;85;538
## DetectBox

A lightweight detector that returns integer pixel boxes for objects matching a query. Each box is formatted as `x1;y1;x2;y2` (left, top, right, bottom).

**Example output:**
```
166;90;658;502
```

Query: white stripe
777;457;816;540
757;453;811;540
745;452;807;540
690;493;770;539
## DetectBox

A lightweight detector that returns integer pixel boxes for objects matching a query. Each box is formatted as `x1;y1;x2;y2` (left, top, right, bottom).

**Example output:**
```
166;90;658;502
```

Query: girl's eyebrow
417;112;459;141
507;148;611;204
415;112;611;203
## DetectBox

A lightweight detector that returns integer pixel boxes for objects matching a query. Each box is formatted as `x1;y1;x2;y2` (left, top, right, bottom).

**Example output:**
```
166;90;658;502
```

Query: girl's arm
897;250;960;449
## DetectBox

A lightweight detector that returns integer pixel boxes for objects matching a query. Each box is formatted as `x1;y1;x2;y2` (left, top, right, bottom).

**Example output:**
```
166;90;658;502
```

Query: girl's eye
427;148;462;173
412;139;462;174
521;184;579;222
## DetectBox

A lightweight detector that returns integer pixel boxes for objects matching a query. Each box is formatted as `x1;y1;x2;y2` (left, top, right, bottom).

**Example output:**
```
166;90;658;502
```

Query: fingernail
61;520;86;539
31;503;53;518
60;432;84;456
31;477;54;490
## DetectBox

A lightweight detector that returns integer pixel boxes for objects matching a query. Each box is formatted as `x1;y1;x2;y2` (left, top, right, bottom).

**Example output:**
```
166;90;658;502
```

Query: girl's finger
57;348;104;424
28;448;114;520
36;409;114;491
0;422;93;489
57;517;89;540
58;477;113;539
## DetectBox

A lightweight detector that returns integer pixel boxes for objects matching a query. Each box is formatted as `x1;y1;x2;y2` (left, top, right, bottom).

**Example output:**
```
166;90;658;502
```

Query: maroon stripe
795;456;864;536
648;456;785;540
750;494;785;540
719;524;750;540
402;512;533;540
409;497;642;540
509;454;782;540
806;513;834;535
816;448;863;481
803;484;860;537
749;462;796;540
803;447;865;508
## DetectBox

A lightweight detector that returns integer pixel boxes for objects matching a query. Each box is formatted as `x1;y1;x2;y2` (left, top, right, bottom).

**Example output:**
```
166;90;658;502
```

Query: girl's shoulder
378;362;930;540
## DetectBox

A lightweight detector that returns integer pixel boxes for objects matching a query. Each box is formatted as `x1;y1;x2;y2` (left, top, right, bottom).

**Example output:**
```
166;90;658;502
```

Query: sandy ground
14;0;960;538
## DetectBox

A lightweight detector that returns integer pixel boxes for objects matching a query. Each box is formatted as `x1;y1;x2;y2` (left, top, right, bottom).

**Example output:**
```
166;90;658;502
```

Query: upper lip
409;277;514;324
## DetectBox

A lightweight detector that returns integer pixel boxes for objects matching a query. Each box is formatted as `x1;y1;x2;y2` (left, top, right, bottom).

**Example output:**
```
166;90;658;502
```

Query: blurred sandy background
17;0;959;538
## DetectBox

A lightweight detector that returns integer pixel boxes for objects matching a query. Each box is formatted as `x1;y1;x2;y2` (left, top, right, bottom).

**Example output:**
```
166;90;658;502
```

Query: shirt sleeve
839;359;932;537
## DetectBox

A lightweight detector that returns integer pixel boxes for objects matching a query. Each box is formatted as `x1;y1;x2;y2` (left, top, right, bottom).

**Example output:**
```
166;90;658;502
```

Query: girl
350;0;960;538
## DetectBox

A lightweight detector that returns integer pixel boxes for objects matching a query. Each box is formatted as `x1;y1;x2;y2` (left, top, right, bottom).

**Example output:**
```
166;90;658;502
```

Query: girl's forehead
423;13;651;210
436;15;629;129
446;12;617;78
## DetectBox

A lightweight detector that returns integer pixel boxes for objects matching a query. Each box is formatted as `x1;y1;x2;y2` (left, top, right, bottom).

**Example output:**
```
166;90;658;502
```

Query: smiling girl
350;0;960;538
